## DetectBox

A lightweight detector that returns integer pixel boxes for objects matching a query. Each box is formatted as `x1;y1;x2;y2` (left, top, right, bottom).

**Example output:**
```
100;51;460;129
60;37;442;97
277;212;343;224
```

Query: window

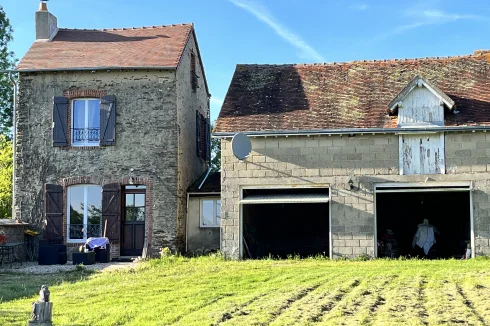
196;111;210;160
72;99;100;146
125;192;146;222
67;185;102;242
200;199;221;227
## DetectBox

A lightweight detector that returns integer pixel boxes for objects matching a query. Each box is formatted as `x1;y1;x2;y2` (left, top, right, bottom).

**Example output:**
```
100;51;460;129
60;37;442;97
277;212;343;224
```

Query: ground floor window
67;185;102;242
200;198;221;227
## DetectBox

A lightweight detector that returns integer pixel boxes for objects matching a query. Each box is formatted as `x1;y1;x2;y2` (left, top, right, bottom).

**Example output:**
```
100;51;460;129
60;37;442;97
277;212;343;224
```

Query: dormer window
389;76;452;175
388;75;455;128
72;99;100;146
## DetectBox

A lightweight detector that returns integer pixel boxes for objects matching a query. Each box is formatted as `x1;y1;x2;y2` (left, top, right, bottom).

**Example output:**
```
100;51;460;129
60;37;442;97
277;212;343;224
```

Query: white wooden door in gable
398;86;444;127
399;133;445;175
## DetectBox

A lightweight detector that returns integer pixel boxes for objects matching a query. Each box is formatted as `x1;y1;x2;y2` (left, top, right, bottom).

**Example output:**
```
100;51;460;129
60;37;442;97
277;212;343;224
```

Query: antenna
231;133;252;160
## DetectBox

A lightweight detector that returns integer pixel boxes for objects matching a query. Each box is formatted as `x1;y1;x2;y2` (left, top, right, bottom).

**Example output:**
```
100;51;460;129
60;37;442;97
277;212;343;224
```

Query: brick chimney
35;1;58;41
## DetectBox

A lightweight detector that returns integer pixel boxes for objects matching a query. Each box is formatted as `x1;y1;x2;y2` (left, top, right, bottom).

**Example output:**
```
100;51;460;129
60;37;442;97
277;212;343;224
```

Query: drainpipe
8;72;17;220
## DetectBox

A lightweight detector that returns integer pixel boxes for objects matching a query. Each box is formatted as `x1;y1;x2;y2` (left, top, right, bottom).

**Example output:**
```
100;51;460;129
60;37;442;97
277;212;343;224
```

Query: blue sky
4;0;490;121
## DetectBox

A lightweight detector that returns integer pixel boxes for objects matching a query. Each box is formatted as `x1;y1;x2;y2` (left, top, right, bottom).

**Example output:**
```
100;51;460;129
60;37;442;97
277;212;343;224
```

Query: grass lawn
1;257;490;325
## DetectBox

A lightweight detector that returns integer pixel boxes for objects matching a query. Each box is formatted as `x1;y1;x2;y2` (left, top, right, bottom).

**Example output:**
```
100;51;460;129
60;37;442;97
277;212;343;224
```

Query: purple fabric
86;237;109;250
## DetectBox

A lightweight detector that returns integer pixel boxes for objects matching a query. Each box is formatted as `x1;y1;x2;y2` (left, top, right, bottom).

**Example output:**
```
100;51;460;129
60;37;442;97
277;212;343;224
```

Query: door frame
121;185;146;256
373;181;474;258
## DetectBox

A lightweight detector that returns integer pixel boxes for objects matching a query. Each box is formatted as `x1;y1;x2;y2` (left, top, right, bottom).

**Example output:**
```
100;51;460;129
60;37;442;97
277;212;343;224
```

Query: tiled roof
188;172;221;193
17;24;193;70
214;51;490;133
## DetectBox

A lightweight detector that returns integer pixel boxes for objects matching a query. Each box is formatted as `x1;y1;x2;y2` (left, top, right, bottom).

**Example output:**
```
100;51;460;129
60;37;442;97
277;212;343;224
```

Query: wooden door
121;187;145;256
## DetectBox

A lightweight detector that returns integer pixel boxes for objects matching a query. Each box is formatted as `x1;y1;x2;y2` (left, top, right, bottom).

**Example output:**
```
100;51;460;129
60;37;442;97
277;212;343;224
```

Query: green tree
0;6;16;137
210;122;221;171
0;135;12;218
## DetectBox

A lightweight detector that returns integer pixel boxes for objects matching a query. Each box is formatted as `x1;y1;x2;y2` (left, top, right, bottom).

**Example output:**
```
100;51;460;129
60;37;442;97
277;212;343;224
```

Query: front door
122;186;146;256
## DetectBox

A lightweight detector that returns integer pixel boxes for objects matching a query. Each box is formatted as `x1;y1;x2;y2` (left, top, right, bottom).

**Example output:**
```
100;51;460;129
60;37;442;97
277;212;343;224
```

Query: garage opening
376;189;471;259
242;188;329;259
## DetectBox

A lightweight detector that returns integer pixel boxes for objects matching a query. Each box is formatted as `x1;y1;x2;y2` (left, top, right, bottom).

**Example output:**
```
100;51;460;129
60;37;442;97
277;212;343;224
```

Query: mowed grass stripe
423;273;481;325
315;273;396;325
368;274;428;326
340;274;398;325
176;269;307;325
268;273;347;326
219;269;333;325
459;275;490;324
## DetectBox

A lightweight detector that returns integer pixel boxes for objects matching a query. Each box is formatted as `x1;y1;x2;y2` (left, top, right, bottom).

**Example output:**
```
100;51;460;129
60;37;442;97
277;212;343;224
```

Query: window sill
200;225;220;228
66;240;86;243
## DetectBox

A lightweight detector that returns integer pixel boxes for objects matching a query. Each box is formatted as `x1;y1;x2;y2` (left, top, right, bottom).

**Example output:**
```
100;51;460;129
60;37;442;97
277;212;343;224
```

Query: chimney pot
35;1;58;41
38;1;48;11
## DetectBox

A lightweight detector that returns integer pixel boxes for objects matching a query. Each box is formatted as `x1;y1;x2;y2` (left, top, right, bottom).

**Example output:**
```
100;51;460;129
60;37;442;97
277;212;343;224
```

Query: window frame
199;198;221;228
66;184;102;243
71;98;100;147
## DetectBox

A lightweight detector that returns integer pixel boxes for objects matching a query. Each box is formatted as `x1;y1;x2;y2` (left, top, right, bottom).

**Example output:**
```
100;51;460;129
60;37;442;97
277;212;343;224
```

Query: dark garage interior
376;190;471;259
242;187;330;259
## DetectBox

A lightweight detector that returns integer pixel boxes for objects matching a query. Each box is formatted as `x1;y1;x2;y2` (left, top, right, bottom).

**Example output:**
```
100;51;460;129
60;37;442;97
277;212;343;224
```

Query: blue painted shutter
102;183;121;242
44;184;63;242
100;95;116;145
53;97;68;147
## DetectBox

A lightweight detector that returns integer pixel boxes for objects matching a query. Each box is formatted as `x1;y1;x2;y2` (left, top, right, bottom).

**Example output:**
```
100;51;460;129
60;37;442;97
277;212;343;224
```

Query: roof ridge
235;50;490;68
58;23;193;32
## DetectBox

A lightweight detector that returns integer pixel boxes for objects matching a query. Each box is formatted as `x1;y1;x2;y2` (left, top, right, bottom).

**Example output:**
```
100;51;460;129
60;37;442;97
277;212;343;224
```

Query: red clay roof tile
215;51;490;132
17;24;193;70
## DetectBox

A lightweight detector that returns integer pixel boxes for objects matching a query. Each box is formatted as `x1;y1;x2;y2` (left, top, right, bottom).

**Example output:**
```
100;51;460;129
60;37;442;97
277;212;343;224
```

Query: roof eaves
15;66;177;72
213;125;490;137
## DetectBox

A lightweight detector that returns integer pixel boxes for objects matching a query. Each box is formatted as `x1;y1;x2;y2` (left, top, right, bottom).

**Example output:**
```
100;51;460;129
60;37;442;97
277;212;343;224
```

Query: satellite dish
232;133;252;160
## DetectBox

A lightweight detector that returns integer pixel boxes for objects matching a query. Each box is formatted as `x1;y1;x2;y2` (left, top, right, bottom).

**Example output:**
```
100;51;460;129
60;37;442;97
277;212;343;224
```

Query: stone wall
176;32;209;250
220;133;490;259
15;70;180;256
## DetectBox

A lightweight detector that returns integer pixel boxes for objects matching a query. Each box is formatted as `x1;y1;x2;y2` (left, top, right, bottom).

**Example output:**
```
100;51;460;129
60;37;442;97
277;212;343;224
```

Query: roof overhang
240;193;329;204
388;75;455;113
213;125;490;138
15;66;177;73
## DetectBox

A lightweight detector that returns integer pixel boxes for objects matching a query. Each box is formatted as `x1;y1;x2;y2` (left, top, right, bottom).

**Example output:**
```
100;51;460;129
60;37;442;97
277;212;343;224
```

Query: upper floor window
52;95;116;147
72;99;100;146
200;198;220;227
67;185;102;242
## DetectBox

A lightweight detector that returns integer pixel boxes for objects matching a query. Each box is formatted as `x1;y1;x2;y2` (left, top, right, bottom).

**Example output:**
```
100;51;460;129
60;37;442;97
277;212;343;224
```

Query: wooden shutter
44;184;63;242
100;95;116;145
53;97;68;147
196;110;202;157
205;118;211;161
102;183;121;242
400;133;445;175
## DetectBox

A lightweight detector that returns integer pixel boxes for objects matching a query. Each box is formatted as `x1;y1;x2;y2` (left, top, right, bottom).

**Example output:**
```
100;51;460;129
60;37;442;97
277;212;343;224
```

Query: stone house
14;2;211;258
214;52;490;259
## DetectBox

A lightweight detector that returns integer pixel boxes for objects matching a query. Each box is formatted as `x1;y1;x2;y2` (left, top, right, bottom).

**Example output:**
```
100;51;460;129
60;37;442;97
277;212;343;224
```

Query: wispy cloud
377;8;481;39
229;0;325;62
349;3;368;11
210;97;224;106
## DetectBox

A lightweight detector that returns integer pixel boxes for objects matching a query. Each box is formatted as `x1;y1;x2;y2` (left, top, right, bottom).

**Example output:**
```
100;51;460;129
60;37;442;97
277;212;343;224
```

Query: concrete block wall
220;132;490;259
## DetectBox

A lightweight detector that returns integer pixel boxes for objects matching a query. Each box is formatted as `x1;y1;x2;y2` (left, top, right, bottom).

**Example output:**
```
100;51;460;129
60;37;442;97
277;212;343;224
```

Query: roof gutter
213;125;490;138
13;66;176;73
